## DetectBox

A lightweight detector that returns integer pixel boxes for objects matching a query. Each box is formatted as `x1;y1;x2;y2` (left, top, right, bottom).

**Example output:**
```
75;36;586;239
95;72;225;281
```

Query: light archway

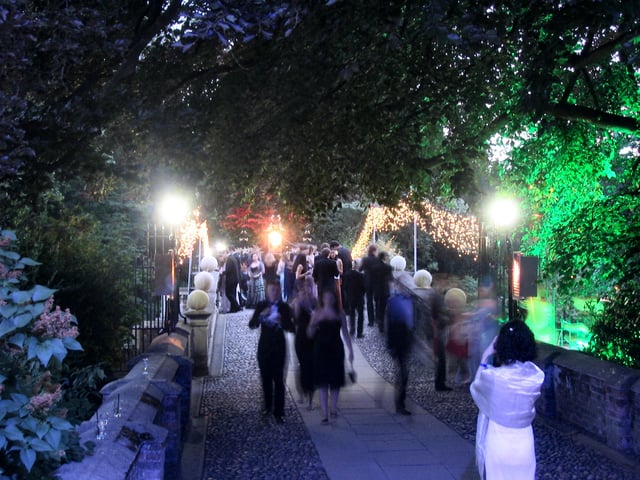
352;201;480;259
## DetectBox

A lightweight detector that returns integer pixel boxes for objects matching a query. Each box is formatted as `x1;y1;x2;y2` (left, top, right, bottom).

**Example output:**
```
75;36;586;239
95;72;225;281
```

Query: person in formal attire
359;244;380;327
470;320;544;480
330;240;352;309
329;247;344;310
343;259;365;337
292;245;313;300
412;269;450;391
293;281;317;410
263;252;279;285
247;252;266;307
385;288;414;415
306;290;354;424
222;249;242;313
370;251;392;333
248;281;295;423
312;247;339;307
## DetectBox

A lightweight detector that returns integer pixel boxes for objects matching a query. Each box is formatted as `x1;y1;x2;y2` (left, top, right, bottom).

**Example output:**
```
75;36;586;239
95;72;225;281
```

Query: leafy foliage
0;229;91;478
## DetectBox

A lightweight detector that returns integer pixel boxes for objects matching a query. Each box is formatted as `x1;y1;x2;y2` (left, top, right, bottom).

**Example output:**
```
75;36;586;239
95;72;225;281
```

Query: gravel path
200;311;640;480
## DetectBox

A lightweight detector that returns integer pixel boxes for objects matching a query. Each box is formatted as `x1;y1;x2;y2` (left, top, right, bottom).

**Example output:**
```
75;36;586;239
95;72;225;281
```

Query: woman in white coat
470;320;544;480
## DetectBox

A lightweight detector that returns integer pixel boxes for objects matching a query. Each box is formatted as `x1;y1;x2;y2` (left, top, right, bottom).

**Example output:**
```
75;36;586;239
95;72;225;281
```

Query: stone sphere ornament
199;255;218;272
194;271;214;291
444;288;467;309
187;289;210;311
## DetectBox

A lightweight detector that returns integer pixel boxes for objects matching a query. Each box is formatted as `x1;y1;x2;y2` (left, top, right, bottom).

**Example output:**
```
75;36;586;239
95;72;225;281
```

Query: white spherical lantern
194;271;214;291
187;289;210;311
199;255;218;272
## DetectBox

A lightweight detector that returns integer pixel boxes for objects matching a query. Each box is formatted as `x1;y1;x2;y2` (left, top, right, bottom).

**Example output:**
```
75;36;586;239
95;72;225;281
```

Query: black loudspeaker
512;253;538;299
154;254;174;296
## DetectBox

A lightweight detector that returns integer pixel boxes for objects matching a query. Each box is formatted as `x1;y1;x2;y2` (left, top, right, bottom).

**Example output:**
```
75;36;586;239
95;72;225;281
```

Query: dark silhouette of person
359;244;380;327
370;251;392;333
343;259;365;337
312;247;339;306
249;281;295;423
223;249;242;312
386;290;414;415
293;282;317;410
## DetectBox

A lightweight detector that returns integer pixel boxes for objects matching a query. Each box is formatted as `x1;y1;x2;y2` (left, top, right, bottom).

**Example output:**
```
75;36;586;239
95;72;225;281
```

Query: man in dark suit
223;249;242;312
343;259;365;337
312;247;339;306
330;240;352;311
359;244;380;327
249;281;295;423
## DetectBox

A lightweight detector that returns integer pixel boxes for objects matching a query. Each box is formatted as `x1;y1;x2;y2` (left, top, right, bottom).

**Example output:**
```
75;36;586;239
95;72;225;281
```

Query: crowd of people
217;240;544;479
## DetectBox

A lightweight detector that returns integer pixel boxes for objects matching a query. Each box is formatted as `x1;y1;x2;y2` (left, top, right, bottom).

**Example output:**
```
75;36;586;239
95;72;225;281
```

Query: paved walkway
184;309;479;480
285;339;479;480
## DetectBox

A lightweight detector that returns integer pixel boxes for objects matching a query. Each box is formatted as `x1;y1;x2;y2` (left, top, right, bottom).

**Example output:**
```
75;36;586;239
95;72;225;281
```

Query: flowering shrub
0;229;85;478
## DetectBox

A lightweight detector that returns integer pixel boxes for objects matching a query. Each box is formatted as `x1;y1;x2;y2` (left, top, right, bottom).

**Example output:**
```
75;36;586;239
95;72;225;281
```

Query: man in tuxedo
222;249;242;312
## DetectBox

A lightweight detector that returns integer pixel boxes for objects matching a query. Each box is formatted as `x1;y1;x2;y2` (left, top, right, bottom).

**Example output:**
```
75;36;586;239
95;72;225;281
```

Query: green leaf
32;341;54;366
10;393;29;406
45;428;61;449
31;285;56;303
10;290;30;305
4;424;25;442
18;257;41;267
29;438;51;452
13;312;33;328
7;333;25;347
0;250;20;261
0;318;16;338
62;337;83;351
29;302;46;317
0;303;18;317
35;420;50;439
20;447;36;472
48;417;73;430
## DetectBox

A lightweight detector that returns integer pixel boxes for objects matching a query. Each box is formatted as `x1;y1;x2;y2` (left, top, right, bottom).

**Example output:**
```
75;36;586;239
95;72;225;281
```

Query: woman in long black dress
307;290;354;424
294;284;317;410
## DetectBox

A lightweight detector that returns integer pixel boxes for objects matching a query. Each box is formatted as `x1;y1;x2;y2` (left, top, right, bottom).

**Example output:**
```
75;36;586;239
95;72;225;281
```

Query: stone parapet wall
56;335;193;480
536;343;640;454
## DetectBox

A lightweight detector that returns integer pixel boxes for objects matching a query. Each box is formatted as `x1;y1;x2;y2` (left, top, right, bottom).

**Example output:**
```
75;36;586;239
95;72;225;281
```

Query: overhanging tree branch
546;103;640;135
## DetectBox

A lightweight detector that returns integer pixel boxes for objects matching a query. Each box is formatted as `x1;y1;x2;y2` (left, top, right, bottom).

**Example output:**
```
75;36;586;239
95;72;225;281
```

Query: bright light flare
159;195;189;225
268;230;283;248
488;197;519;228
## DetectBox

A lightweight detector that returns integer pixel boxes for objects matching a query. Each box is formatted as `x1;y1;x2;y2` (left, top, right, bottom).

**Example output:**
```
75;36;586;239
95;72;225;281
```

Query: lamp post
487;196;519;322
157;194;189;331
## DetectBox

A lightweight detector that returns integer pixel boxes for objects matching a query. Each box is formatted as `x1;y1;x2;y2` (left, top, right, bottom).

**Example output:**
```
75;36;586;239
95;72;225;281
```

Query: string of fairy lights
352;201;480;259
177;208;210;261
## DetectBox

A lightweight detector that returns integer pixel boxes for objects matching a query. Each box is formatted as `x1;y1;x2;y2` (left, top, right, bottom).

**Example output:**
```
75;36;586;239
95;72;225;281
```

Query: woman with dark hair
470;320;544;480
307;290;354;424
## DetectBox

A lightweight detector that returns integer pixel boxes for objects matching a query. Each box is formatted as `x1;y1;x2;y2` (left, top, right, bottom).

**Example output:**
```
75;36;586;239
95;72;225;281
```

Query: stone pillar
180;311;211;376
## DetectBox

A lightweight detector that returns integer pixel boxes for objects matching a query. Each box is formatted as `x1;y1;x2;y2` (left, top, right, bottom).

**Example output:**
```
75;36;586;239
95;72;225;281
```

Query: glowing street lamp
159;195;189;226
268;230;283;251
266;214;284;253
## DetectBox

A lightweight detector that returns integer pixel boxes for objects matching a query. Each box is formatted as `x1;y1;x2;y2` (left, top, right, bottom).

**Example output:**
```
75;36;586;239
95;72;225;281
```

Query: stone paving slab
286;338;479;480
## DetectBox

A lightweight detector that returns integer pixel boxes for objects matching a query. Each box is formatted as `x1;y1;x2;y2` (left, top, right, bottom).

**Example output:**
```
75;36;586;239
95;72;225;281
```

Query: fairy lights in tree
352;201;479;259
177;208;209;261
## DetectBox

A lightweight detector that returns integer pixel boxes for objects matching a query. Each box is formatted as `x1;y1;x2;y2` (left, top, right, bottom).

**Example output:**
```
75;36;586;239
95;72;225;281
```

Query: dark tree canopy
2;0;639;218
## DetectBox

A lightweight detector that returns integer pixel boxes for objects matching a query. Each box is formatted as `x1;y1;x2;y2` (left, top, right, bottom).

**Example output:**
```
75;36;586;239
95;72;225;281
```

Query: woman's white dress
470;361;544;480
